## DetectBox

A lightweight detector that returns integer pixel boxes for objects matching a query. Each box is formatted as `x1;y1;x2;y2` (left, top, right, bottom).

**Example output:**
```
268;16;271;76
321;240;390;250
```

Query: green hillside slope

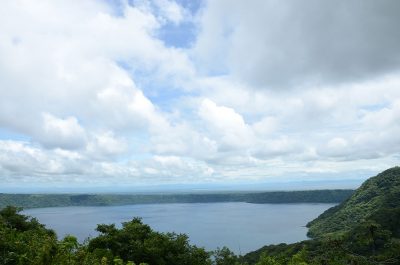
2;167;400;264
307;166;400;238
242;167;400;264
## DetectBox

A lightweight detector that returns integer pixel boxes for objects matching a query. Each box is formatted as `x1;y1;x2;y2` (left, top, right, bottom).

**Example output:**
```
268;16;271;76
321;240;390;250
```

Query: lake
24;202;334;254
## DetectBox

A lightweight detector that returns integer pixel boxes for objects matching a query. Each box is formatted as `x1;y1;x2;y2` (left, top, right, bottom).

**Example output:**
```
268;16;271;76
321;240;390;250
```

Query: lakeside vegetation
307;167;400;238
0;189;353;209
1;167;399;264
243;167;400;264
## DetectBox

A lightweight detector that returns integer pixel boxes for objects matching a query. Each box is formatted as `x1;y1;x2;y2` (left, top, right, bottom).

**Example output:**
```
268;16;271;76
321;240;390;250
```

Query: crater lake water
24;202;334;254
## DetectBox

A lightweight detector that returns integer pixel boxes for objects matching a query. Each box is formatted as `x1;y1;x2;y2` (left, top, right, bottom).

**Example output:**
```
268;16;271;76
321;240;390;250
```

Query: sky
0;0;400;191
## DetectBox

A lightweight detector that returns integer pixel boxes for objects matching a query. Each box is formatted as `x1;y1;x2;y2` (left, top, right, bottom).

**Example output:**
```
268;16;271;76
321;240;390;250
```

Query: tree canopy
1;167;400;265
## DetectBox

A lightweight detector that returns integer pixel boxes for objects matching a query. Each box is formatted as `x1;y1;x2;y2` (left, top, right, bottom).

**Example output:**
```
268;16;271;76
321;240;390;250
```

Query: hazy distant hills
0;189;354;209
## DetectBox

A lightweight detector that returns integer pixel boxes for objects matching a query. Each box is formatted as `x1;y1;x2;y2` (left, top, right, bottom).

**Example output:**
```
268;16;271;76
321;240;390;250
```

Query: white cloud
138;155;216;182
0;0;399;189
198;98;254;150
0;140;79;178
38;113;87;149
252;116;278;136
86;131;127;159
322;137;349;158
253;137;303;159
154;0;186;25
193;0;400;89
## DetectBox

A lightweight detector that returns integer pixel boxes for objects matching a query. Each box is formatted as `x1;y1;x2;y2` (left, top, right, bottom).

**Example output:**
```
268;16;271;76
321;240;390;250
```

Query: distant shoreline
0;189;354;209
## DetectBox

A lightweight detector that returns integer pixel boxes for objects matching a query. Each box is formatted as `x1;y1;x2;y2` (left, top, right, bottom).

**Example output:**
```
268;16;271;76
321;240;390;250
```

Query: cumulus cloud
38;113;87;149
86;131;127;159
154;0;186;25
252;117;278;136
0;140;83;178
0;0;400;189
194;0;400;89
0;0;192;130
141;155;215;181
199;98;254;150
149;122;218;160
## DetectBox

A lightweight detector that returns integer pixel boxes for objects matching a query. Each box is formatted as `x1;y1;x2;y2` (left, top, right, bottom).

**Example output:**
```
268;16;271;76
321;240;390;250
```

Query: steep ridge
307;166;400;238
242;167;400;264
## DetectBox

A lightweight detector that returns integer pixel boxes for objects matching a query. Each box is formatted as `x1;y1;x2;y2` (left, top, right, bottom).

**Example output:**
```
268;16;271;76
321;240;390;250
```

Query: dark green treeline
0;189;354;209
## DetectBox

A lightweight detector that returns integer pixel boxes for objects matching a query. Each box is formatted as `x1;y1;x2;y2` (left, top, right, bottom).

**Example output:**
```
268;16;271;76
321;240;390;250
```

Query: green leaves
308;166;400;238
1;167;399;265
88;218;211;265
255;253;281;265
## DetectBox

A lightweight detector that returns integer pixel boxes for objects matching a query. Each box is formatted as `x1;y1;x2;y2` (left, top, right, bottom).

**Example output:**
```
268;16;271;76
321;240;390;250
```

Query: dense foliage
242;166;400;264
0;189;354;209
307;167;400;238
1;167;399;264
243;216;400;264
0;206;211;265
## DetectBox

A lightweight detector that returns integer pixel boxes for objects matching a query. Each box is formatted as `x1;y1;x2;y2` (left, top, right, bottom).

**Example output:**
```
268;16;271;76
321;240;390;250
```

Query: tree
213;247;240;265
255;253;281;265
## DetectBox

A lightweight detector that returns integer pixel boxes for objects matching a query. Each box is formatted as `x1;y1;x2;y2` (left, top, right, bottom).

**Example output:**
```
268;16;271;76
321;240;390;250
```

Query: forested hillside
307;166;400;238
243;166;400;264
1;167;399;264
0;189;353;209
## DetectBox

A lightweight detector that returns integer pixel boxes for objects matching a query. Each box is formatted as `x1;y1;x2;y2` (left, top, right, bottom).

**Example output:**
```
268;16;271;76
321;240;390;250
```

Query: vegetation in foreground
1;167;399;264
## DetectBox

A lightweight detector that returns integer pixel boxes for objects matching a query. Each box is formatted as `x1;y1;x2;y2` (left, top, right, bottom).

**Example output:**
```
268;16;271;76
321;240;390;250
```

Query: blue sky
0;0;400;191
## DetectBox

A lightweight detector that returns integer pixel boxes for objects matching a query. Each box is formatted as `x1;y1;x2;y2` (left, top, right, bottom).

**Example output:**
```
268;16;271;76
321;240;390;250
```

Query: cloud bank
0;0;399;190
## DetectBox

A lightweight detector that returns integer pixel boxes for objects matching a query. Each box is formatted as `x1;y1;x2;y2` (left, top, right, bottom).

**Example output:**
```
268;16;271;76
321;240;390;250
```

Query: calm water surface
24;202;334;254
